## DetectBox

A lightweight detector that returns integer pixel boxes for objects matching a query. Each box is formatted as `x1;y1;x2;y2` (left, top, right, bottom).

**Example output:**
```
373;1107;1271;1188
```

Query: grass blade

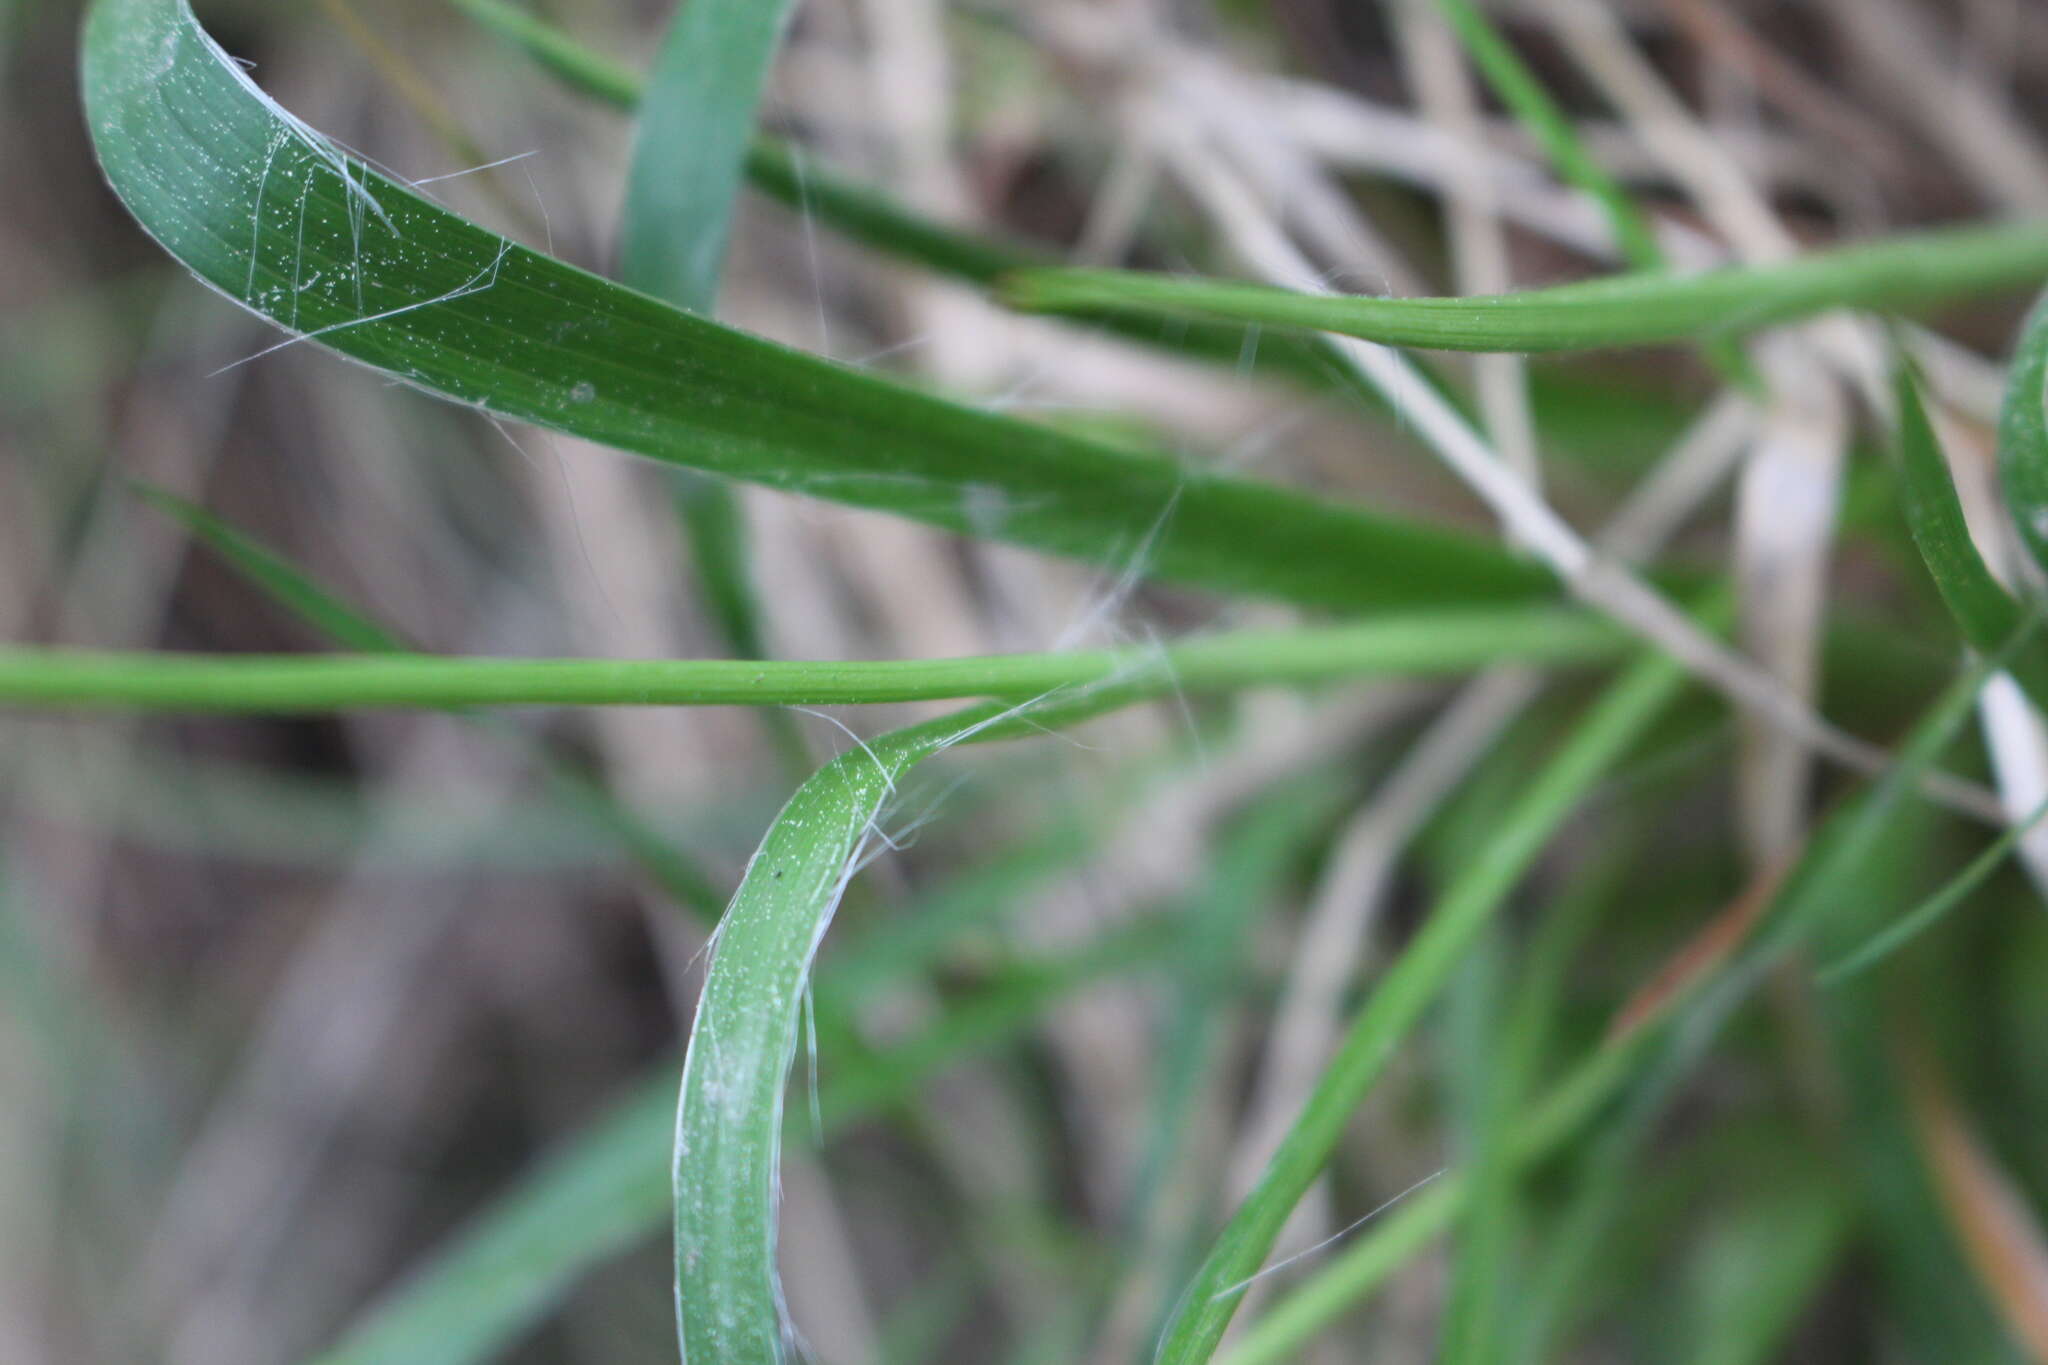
0;607;1624;711
2001;290;2048;579
1893;366;2039;672
1004;226;2048;355
1432;0;1662;271
129;483;728;914
442;0;1357;390
617;0;802;762
620;0;798;314
308;909;1165;1365
83;0;1541;615
1155;634;1694;1363
674;685;1159;1362
1819;792;2048;984
129;484;406;653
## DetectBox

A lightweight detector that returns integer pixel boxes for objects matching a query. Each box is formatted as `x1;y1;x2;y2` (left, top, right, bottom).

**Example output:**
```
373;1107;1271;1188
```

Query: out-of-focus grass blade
1225;629;2029;1362
129;483;727;915
441;0;1349;391
1684;1186;1849;1365
1123;781;1344;1334
309;901;1172;1365
1438;924;1514;1365
1820;793;2048;984
1156;633;1696;1364
1432;0;1661;271
620;0;798;313
129;484;406;653
1004;227;2048;355
307;1072;674;1365
2000;291;2048;580
1891;365;2048;707
82;0;1543;615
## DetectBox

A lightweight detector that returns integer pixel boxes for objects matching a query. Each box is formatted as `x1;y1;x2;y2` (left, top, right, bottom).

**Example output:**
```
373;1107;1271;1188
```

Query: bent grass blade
82;0;1545;617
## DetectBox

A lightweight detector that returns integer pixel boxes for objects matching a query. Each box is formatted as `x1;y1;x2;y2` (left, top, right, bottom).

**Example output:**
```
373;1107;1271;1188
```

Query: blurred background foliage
7;0;2048;1362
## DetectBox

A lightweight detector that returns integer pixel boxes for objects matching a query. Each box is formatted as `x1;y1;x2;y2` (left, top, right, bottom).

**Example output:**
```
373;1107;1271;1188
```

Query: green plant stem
1004;226;2048;355
0;609;1624;713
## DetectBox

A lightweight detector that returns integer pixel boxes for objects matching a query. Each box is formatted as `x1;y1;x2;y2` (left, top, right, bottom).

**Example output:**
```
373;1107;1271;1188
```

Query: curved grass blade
0;607;1625;712
1155;637;1694;1363
1005;226;2048;355
1891;362;2048;708
1896;366;2026;650
82;0;1538;615
673;687;1148;1363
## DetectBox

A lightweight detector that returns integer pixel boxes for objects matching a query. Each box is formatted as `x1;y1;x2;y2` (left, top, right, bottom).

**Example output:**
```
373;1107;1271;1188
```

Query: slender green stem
1155;639;1691;1363
1004;225;2048;355
0;609;1623;713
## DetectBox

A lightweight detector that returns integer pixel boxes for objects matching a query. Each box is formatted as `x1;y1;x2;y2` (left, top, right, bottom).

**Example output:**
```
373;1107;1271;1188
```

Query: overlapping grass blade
443;0;1351;390
1225;627;2029;1360
83;0;1543;615
1004;227;2048;355
1155;633;1696;1363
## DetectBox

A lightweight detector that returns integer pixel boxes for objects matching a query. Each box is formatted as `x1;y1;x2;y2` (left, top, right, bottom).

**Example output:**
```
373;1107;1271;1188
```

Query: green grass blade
128;483;727;914
443;0;1028;290
84;0;1538;614
1894;368;2030;655
1818;792;2048;984
1004;226;2048;355
672;686;1149;1363
307;1073;676;1365
0;607;1627;711
617;0;800;772
619;0;797;314
1999;290;2048;578
1155;636;1695;1363
442;0;1350;388
1224;633;2017;1360
130;484;406;653
308;908;1163;1365
1432;0;1662;271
